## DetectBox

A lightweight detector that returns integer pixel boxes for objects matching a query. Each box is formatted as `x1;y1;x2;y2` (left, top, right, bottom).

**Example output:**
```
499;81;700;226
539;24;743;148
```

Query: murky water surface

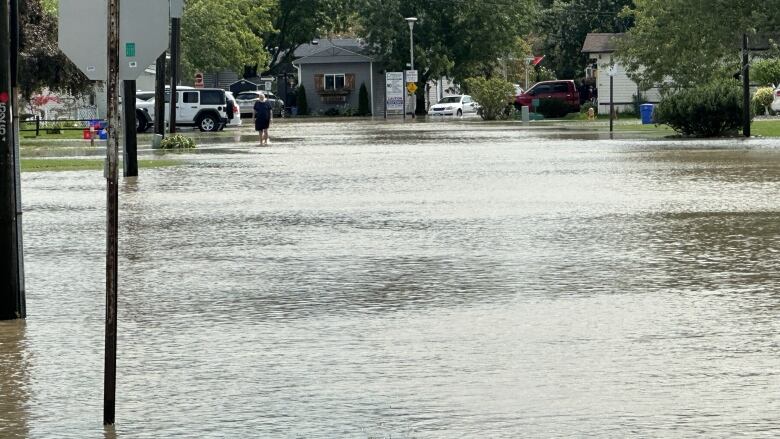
2;120;780;438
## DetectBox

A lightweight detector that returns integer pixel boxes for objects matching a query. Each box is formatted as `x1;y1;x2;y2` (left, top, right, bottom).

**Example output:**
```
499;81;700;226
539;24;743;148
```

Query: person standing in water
253;93;272;145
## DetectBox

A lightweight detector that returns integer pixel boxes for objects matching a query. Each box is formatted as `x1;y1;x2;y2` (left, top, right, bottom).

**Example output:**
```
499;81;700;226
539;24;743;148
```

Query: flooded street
2;119;780;437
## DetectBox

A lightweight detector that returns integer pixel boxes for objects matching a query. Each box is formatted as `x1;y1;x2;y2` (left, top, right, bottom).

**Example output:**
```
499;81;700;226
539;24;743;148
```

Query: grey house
293;39;384;115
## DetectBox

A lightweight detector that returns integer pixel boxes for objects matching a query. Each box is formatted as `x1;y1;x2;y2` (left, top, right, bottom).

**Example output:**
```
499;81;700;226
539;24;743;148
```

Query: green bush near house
296;85;309;116
160;134;195;149
358;83;371;116
463;76;515;120
752;58;780;87
655;80;749;137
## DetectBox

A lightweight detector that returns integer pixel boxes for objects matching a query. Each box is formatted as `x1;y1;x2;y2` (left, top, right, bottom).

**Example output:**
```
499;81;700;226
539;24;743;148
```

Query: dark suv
515;80;580;115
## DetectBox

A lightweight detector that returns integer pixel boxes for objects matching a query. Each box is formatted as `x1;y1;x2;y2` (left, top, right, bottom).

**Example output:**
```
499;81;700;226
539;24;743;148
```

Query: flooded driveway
2;119;780;437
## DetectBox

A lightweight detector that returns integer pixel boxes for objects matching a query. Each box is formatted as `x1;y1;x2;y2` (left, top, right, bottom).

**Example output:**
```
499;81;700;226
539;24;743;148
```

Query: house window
324;74;346;90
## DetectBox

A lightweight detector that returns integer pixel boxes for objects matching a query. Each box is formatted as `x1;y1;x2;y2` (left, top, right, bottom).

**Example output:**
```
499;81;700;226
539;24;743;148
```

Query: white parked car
427;95;479;117
224;91;242;128
771;86;780;112
235;91;285;118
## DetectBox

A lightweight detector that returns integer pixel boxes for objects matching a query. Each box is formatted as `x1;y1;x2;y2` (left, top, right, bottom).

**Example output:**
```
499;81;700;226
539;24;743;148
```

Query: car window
553;84;569;93
463;96;471;103
439;96;461;103
182;92;198;103
200;90;225;105
266;93;278;100
532;85;551;94
236;93;258;100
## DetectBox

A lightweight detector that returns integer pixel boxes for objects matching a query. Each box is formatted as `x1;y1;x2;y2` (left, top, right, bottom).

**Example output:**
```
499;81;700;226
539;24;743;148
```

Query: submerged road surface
2;119;780;437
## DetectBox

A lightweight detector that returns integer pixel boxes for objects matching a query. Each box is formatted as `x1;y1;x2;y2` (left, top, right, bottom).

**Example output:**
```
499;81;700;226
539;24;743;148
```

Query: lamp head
405;17;417;30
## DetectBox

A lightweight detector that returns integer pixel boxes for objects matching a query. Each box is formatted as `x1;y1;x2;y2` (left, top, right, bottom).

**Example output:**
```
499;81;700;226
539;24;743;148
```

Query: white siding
593;53;661;114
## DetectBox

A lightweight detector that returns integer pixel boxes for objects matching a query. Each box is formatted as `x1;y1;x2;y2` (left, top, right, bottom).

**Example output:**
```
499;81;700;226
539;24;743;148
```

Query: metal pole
0;0;25;320
402;71;406;120
122;80;137;177
409;24;415;119
154;52;166;136
104;0;120;425
743;34;751;138
169;17;180;134
609;63;614;133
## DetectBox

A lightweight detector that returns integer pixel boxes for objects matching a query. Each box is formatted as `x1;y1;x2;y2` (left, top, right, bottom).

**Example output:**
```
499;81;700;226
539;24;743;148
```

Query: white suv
771;86;780;112
137;87;230;132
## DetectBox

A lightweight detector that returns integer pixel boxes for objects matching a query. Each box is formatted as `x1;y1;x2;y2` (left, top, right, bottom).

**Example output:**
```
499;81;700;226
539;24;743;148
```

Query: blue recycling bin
640;103;655;124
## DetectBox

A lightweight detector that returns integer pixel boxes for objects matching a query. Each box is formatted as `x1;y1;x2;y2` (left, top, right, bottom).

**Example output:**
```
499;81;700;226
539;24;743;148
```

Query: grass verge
21;158;180;173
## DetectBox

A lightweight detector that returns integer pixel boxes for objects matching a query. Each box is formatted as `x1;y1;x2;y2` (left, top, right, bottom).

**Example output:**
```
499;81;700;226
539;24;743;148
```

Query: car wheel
197;113;219;132
457;109;463;117
135;111;148;133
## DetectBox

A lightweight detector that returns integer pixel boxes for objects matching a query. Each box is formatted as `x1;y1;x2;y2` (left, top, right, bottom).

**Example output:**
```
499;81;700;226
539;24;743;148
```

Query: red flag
532;56;545;66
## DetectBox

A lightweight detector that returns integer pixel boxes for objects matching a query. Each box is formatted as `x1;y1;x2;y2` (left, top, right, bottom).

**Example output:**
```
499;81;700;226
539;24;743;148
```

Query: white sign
405;70;418;83
607;65;618;77
386;72;404;111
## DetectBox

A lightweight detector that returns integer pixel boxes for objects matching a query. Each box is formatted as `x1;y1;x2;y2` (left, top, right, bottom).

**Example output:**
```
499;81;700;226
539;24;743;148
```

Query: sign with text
405;70;418;83
385;72;404;112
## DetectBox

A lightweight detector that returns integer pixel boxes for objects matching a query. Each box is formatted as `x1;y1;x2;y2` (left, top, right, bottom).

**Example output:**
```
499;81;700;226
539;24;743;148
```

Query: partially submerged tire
197;113;219;132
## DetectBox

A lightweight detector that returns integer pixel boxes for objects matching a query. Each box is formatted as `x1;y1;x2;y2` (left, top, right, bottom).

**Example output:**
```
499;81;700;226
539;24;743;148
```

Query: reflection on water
5;120;780;437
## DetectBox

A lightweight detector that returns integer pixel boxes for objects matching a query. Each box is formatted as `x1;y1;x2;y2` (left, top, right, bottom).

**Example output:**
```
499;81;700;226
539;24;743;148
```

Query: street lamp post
405;17;417;118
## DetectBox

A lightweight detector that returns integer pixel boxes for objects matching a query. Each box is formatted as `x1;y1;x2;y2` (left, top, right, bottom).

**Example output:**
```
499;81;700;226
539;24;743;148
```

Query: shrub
752;86;774;115
323;107;340;117
296;85;309;116
580;101;597;115
463;76;515;120
752;58;780;86
535;98;570;118
160;134;195;149
358;83;371;116
655;80;749;137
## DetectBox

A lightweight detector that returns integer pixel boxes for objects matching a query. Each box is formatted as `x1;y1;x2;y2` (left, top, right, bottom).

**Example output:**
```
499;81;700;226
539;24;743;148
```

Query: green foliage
323;107;341;117
753;87;775;115
296;85;309;116
358;83;371;116
537;0;634;79
160;134;196;149
580;101;597;115
182;0;273;78
463;77;515;120
752;59;780;87
535;99;571;118
620;1;777;88
357;1;536;84
18;0;93;100
655;80;749;137
263;0;362;73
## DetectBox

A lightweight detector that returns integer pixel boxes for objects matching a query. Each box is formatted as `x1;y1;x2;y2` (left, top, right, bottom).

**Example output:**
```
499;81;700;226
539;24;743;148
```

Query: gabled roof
582;33;625;54
294;45;374;65
294;38;367;58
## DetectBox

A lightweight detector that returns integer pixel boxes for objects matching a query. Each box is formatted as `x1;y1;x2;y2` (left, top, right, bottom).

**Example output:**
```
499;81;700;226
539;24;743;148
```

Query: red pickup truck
514;80;580;115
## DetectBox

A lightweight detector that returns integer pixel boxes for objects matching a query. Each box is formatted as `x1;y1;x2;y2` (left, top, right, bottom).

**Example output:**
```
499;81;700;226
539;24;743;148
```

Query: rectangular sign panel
405;70;418;83
385;72;404;112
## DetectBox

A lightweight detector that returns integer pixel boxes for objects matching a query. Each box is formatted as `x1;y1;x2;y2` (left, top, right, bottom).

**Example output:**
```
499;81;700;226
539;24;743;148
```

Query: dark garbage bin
640;103;655;124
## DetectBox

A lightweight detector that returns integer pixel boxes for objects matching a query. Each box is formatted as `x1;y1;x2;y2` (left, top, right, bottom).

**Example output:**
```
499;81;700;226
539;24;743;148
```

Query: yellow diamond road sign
406;83;418;94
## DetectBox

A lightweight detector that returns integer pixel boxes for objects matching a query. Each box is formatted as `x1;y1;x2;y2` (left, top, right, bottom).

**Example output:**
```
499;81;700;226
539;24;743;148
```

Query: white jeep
136;87;230;132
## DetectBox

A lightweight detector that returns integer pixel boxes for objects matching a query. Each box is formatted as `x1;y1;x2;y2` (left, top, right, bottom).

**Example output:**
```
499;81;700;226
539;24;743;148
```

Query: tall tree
620;0;780;88
17;0;92;100
262;0;362;75
181;0;274;78
358;0;536;84
535;0;633;79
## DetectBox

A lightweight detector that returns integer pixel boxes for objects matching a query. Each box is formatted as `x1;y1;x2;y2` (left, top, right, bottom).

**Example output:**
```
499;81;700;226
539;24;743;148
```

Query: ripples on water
2;120;780;437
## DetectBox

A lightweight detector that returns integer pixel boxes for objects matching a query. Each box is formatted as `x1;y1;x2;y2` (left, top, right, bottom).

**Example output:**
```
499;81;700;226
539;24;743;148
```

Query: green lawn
21;158;180;172
752;120;780;137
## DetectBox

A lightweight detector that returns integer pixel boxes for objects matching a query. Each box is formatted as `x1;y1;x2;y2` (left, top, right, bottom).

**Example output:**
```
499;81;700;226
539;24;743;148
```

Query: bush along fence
20;117;108;139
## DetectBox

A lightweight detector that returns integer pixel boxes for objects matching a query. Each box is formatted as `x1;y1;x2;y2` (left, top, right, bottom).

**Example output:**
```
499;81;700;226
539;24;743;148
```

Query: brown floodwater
2;119;780;437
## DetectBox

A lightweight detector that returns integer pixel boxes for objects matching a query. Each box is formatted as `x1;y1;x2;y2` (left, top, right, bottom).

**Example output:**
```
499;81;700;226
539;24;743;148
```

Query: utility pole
122;80;137;176
104;0;120;425
154;52;166;136
168;14;180;134
743;33;751;138
1;0;26;320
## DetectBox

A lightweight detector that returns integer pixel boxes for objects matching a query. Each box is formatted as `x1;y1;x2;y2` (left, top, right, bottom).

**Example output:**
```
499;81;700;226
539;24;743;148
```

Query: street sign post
405;70;418;83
